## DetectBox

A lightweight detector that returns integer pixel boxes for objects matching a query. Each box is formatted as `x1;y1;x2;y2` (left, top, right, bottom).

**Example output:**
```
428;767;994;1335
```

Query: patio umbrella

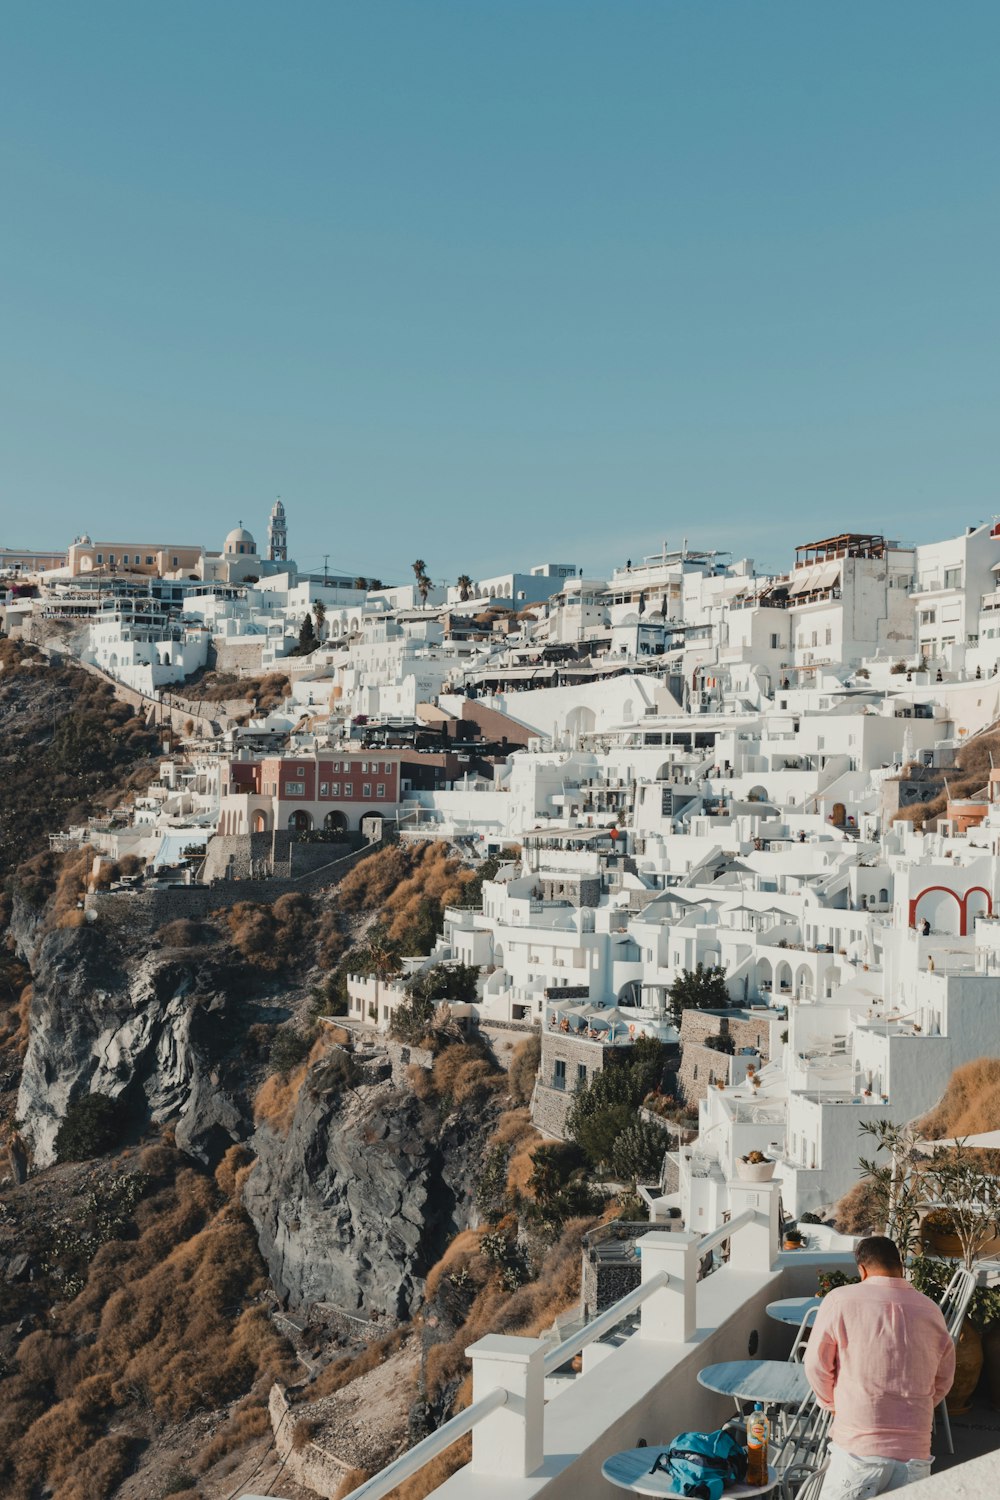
915;1130;1000;1154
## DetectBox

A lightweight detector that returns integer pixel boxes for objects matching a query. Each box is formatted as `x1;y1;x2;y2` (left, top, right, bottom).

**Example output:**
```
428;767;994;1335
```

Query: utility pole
323;554;329;585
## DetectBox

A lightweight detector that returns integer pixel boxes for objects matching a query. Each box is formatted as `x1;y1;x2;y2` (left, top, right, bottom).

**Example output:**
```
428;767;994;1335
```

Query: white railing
542;1271;668;1376
336;1385;509;1500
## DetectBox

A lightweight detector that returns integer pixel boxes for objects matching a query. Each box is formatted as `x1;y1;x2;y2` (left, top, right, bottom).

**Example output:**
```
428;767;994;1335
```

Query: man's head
855;1235;904;1280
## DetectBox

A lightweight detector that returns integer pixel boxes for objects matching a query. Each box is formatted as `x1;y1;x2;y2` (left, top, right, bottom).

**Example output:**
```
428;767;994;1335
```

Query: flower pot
737;1159;775;1182
783;1237;805;1251
946;1323;983;1415
921;1226;964;1259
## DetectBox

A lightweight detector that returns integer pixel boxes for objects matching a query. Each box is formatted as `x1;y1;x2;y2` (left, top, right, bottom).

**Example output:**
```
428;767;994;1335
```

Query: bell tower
267;497;287;563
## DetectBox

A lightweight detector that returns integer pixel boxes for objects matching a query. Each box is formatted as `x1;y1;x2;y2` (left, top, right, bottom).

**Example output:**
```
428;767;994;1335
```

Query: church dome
224;525;257;557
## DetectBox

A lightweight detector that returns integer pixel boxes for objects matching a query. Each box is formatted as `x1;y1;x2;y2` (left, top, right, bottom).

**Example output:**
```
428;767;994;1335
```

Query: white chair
934;1266;977;1455
772;1391;832;1497
788;1303;820;1363
785;1462;830;1500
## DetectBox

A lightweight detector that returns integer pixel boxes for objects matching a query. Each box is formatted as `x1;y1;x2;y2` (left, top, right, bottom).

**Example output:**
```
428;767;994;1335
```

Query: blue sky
2;2;998;583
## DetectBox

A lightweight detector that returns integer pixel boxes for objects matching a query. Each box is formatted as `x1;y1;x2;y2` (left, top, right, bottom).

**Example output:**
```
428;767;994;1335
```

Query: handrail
697;1207;755;1258
337;1384;508;1500
542;1270;669;1375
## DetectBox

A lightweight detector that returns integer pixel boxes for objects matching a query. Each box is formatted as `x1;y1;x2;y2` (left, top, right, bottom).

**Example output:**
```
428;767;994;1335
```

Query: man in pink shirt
804;1235;956;1498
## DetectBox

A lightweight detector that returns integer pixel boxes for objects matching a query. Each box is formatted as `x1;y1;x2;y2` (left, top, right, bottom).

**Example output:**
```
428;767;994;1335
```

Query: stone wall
676;1009;771;1108
212;637;267;675
268;1384;348;1500
84;836;390;932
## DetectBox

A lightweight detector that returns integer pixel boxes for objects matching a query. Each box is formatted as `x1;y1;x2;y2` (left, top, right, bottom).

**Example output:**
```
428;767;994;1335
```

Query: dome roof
225;525;256;555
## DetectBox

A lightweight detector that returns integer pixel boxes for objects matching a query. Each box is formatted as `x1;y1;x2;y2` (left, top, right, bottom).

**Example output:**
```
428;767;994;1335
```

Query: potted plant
921;1208;963;1259
737;1149;775;1183
783;1227;805;1250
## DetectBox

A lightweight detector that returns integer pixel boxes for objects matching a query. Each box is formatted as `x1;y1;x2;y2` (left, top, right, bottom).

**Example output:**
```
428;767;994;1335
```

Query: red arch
910;885;993;937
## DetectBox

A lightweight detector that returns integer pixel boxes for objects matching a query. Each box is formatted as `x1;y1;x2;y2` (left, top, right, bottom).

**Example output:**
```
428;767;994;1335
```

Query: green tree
313;600;327;640
456;574;474;602
354;576;369;591
412;559;433;605
668;963;730;1025
611;1117;669;1185
297;612;317;654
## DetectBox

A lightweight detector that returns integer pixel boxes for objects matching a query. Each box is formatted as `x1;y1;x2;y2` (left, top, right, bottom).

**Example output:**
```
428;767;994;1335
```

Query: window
811;630;818;647
319;782;329;797
361;761;368;773
330;782;340;796
284;782;304;796
172;556;178;567
577;1063;587;1085
96;554;104;565
376;783;385;798
363;783;372;798
825;628;832;645
770;633;780;649
554;1059;567;1090
296;766;305;778
920;609;936;625
384;761;392;773
944;567;963;590
145;555;154;565
344;783;354;796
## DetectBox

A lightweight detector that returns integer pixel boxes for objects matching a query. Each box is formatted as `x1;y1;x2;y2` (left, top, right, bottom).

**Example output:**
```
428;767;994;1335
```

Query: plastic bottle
745;1401;769;1486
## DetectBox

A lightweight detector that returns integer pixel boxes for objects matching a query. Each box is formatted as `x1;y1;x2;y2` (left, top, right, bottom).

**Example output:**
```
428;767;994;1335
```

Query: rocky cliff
12;902;258;1166
245;1053;494;1320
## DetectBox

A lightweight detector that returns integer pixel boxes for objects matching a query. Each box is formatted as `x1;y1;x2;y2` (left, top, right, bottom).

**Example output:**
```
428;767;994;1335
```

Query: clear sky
2;2;998;584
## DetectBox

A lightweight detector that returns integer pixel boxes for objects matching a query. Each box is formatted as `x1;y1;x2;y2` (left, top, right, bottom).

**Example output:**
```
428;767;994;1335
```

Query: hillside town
6;508;1000;1238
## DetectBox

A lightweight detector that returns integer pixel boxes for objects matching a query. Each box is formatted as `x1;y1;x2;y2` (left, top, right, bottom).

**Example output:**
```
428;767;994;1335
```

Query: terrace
242;1179;1000;1500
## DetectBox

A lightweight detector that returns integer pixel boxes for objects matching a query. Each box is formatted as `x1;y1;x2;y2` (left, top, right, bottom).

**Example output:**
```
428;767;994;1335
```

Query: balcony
267;1184;997;1500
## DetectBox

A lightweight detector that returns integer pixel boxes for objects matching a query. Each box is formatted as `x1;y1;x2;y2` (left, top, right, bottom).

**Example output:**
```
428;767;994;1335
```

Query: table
698;1361;812;1408
766;1296;821;1327
602;1448;778;1498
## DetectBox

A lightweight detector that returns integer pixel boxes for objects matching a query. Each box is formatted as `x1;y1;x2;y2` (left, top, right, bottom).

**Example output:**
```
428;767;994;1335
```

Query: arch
324;810;349;834
795;963;813;1000
747;785;769;803
831;802;847;827
878;887;889;905
622;698;635;723
252;811;269;833
288;810;312;835
566;704;596;741
618;979;642;1008
775;960;793;995
964;886;993;930
909;886;964;936
756;957;773;995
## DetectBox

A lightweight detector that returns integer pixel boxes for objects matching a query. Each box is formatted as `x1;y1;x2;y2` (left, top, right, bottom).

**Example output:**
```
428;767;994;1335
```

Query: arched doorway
252;811;269;833
288;810;312;835
324;810;349;834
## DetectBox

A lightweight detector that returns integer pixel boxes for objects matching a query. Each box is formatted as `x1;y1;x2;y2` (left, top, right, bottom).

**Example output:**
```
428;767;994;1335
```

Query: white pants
820;1443;934;1499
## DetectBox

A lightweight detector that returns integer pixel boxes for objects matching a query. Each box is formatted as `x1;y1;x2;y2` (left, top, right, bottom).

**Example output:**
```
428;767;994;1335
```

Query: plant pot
982;1325;1000;1411
783;1237;804;1251
921;1226;964;1259
737;1159;776;1182
946;1323;983;1415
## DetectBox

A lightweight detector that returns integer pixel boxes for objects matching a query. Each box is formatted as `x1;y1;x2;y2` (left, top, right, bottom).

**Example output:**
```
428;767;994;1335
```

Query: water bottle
745;1401;769;1486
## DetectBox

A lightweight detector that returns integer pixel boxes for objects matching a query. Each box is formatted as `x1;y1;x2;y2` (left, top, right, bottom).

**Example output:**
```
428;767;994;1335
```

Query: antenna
323;554;329;584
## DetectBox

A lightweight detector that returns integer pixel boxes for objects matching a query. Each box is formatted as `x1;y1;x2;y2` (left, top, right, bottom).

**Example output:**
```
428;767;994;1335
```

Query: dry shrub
46;847;94;929
336;1467;372;1499
215;1143;256;1200
385;1436;470;1500
253;1032;334;1135
2;1148;297;1500
430;1043;501;1102
508;1033;541;1105
291;1417;320;1451
423;1229;486;1303
194;1401;271;1473
913;1057;1000;1139
308;1330;406;1401
833;1179;884;1236
407;1064;434;1102
156;918;212;948
226;892;316;971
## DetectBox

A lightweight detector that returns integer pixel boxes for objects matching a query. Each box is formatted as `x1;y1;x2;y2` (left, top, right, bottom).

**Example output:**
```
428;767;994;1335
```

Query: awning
788;561;841;596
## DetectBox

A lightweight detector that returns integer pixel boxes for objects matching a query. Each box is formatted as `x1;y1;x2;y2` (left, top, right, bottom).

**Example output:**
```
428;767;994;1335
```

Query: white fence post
637;1230;701;1343
726;1179;781;1272
467;1334;546;1477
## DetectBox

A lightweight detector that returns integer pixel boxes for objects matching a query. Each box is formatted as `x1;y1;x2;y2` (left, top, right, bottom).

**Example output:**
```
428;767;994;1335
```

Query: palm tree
456;573;474;603
354;576;368;591
417;572;433;605
313;600;327;640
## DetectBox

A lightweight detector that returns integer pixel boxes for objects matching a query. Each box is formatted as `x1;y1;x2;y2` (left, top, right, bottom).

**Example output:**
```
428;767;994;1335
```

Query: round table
602;1448;778;1497
697;1360;813;1407
766;1296;822;1326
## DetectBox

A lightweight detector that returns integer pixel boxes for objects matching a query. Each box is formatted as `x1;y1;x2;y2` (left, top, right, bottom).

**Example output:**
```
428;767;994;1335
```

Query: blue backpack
648;1428;748;1500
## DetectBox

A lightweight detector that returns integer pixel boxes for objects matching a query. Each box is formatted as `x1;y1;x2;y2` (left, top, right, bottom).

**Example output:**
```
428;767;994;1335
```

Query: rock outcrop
245;1062;492;1320
13;907;253;1166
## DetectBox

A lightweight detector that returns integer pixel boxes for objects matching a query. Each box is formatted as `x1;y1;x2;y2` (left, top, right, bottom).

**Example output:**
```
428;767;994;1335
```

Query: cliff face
245;1061;492;1320
13;902;252;1166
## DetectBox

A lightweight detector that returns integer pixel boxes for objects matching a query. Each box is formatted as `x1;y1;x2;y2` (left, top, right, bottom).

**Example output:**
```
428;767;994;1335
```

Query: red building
219;753;402;835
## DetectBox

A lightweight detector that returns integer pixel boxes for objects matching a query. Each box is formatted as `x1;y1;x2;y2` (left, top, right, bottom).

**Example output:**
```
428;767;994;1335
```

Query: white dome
225;525;256;556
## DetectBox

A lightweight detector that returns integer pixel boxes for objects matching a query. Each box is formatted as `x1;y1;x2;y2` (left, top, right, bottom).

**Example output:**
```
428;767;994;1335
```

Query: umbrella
915;1131;1000;1154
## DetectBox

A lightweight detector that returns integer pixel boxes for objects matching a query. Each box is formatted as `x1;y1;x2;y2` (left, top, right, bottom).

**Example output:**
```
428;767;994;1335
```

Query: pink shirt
803;1277;955;1460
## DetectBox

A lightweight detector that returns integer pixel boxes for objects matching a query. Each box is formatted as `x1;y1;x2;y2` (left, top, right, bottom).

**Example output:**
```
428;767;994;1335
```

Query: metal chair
783;1461;830;1500
934;1266;977;1455
772;1390;832;1497
788;1303;820;1363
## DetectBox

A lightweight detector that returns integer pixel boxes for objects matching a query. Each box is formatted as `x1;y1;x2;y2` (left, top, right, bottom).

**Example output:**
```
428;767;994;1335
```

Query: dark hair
855;1235;903;1273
